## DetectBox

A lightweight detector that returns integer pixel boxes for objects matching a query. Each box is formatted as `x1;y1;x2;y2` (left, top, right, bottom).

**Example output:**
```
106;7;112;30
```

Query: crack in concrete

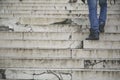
84;60;105;68
69;33;72;40
69;41;75;49
20;70;72;80
84;60;117;69
33;70;72;80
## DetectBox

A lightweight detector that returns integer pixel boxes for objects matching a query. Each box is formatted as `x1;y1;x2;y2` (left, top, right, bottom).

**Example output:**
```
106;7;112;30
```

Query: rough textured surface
0;0;120;80
5;70;72;80
0;40;82;49
73;71;120;80
83;40;120;49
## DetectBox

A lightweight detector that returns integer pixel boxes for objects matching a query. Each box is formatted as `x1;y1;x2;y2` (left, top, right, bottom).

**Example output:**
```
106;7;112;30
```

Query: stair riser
0;40;82;49
72;49;120;59
6;25;119;33
19;18;120;25
0;3;119;7
16;25;120;33
0;49;71;59
0;6;119;11
0;0;119;4
0;59;120;69
73;71;120;80
0;14;119;18
0;69;120;80
0;59;84;68
0;32;120;41
0;40;120;49
84;41;120;49
0;49;120;60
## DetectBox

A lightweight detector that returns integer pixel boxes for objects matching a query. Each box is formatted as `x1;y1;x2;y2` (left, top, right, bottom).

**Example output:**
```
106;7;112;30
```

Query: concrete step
0;32;120;41
0;59;120;69
0;69;120;80
0;13;120;18
0;48;120;60
0;3;119;7
0;13;119;18
1;9;120;16
83;40;120;49
0;5;119;11
0;40;82;49
1;12;119;18
0;40;120;49
0;18;119;32
1;16;120;26
73;71;120;80
0;0;73;4
13;24;120;33
0;11;120;16
0;59;83;68
0;48;71;59
0;14;120;21
18;18;120;25
72;49;120;60
0;0;119;4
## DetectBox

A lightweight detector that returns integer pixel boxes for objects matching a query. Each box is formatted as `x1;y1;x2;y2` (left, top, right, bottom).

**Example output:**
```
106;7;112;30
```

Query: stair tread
0;48;120;60
83;40;120;49
0;68;120;71
0;32;119;41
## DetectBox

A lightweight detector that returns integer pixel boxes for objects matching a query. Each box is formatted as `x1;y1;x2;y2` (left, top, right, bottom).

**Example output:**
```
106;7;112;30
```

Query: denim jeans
87;0;107;31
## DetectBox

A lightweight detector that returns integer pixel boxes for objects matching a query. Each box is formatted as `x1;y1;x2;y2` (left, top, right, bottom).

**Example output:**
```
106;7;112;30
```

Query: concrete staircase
0;0;120;80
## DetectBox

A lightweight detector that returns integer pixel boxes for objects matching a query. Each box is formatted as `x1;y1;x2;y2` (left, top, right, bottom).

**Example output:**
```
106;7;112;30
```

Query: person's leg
87;0;99;31
86;0;99;40
99;0;107;32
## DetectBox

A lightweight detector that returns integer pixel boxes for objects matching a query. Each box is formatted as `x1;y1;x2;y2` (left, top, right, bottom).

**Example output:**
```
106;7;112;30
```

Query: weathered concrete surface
0;19;85;32
73;71;120;80
0;59;120;69
0;59;84;68
0;49;71;59
0;40;82;49
72;49;120;59
83;40;120;49
5;70;72;80
72;33;120;41
30;24;120;33
84;60;120;69
5;70;33;79
0;32;120;41
19;18;66;25
0;4;119;11
1;69;120;80
1;24;120;33
0;49;120;60
1;40;120;49
0;0;119;3
0;18;31;32
0;0;120;80
1;17;120;32
19;17;120;25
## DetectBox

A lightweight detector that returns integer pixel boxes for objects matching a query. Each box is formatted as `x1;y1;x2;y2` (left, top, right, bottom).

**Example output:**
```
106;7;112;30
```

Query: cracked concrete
0;18;33;32
5;70;72;80
84;60;120;69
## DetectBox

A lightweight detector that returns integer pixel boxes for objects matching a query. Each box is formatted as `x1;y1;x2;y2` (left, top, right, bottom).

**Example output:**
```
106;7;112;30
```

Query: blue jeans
87;0;107;32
